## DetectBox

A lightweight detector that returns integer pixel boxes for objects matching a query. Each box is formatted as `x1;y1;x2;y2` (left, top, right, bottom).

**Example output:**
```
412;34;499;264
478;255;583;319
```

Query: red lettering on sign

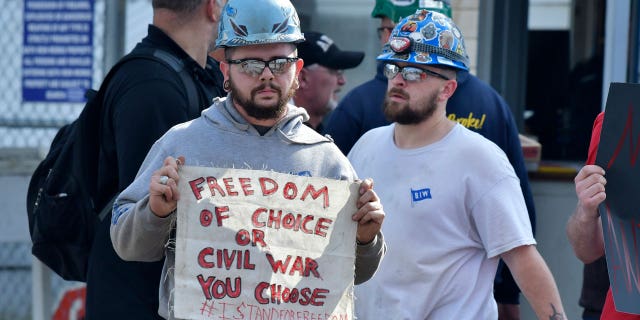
239;177;254;195
283;182;298;200
300;185;330;209
197;275;241;300
260;177;278;196
215;206;229;226
206;177;226;196
200;207;229;227
198;247;214;268
190;176;331;208
197;248;255;270
265;253;321;278
254;282;329;306
251;208;333;237
315;218;333;237
223;177;238;196
234;229;265;248
200;209;213;227
189;177;206;200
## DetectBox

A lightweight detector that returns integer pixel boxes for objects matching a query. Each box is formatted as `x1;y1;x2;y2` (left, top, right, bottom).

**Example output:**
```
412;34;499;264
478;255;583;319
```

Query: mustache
252;82;282;95
387;87;409;99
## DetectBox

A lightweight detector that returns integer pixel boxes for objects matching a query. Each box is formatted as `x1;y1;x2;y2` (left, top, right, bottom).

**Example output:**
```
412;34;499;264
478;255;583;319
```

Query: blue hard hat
377;9;469;71
216;0;305;48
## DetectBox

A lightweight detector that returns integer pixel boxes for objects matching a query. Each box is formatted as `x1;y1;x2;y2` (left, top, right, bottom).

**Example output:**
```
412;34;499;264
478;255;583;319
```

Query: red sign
53;286;86;320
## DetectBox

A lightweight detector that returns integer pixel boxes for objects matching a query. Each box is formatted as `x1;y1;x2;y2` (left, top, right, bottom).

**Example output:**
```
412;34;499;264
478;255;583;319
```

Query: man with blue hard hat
324;2;537;318
348;9;566;319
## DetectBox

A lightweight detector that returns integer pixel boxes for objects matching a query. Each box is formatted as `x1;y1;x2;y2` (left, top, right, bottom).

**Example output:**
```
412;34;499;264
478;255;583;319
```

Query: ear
294;58;305;78
206;0;218;23
440;80;458;100
220;59;230;80
297;68;309;88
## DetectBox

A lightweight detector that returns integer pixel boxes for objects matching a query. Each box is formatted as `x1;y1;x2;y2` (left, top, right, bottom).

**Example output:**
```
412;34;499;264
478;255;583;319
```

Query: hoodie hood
202;94;333;145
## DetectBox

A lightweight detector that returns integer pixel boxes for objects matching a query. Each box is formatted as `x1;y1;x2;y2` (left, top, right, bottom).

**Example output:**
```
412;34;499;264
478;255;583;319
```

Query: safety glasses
226;57;299;77
383;63;450;82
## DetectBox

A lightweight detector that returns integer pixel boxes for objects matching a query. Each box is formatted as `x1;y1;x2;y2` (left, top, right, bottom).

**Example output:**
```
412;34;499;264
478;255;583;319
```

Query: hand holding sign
149;155;184;217
594;82;640;314
569;164;607;263
354;178;385;244
574;165;607;218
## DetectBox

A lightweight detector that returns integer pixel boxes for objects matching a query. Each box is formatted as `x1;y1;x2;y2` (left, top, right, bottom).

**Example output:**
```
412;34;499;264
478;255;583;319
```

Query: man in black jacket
88;0;225;318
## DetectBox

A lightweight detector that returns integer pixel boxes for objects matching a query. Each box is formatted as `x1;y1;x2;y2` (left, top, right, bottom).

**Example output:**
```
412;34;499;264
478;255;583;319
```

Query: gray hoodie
110;96;385;319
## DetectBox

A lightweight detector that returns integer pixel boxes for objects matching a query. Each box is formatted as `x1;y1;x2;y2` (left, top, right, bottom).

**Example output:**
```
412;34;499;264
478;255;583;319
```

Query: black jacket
87;25;224;319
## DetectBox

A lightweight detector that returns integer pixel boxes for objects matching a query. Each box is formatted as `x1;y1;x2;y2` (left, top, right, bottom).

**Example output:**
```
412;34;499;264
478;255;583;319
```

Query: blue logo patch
112;203;127;225
293;170;312;177
411;187;432;205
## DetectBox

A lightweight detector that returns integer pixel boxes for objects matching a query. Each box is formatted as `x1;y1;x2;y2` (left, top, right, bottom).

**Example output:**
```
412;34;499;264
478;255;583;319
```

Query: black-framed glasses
226;57;299;76
383;63;450;82
377;26;395;39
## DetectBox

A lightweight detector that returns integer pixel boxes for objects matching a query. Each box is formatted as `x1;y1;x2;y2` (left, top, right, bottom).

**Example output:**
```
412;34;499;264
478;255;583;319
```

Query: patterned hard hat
215;0;305;48
371;0;452;22
377;9;469;71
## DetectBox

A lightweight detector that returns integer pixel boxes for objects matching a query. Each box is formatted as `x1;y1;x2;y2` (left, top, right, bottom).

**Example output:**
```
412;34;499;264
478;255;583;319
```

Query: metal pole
476;0;495;84
602;0;631;109
482;0;529;132
103;0;127;73
31;258;52;320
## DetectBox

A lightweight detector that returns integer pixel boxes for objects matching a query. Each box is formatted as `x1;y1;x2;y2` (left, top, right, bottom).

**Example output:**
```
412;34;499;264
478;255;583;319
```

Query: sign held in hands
596;82;640;314
174;166;359;319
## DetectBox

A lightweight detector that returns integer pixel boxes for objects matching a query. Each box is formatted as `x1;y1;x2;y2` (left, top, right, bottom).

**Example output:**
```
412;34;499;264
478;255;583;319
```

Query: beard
383;87;438;125
229;75;297;120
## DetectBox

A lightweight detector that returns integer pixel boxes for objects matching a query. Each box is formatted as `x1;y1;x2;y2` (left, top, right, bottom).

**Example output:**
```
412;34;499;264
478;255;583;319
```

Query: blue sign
22;0;94;103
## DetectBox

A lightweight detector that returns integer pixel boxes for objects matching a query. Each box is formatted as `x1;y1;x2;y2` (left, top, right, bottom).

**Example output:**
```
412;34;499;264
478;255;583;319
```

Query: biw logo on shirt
411;187;432;206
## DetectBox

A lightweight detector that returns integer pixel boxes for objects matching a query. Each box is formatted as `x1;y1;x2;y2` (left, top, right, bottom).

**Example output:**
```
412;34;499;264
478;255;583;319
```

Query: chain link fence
0;242;31;320
0;0;106;151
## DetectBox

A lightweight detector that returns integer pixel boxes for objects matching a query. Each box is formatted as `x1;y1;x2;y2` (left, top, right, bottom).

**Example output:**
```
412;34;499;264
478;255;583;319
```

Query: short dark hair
152;0;204;14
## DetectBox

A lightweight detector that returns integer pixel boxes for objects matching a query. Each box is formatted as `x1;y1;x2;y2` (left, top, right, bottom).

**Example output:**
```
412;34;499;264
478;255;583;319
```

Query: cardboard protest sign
174;166;359;319
595;82;640;314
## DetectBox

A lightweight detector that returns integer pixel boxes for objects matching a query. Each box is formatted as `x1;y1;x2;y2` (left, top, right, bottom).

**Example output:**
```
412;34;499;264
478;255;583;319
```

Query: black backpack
26;48;199;281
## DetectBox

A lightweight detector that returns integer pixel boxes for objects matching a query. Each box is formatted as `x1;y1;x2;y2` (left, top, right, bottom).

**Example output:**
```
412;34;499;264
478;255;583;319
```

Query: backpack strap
98;194;118;221
93;49;201;221
118;48;201;118
150;49;201;118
